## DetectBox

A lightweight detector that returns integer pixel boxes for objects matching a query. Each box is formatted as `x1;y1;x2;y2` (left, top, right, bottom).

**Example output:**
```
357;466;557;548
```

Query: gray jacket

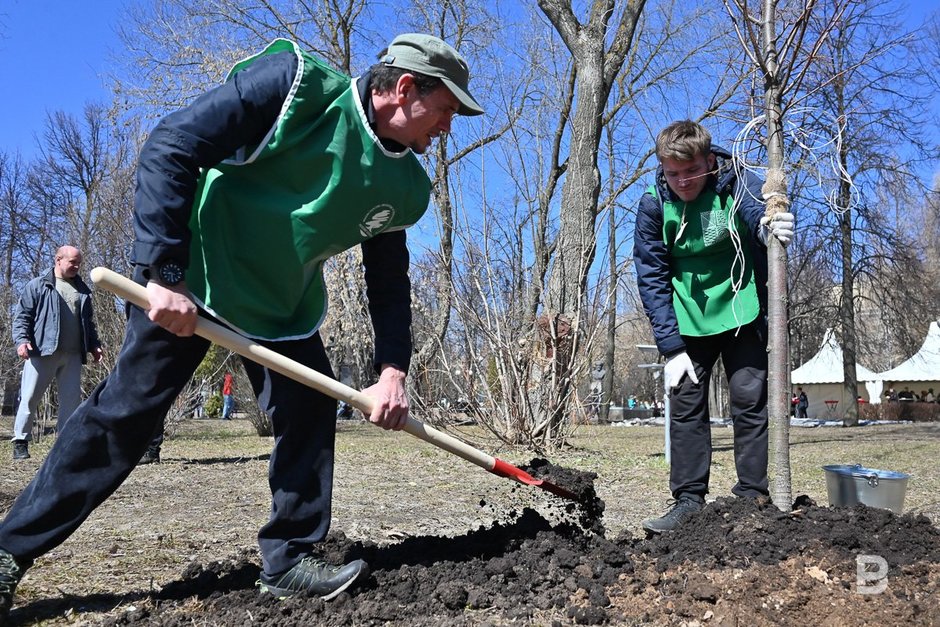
12;269;102;363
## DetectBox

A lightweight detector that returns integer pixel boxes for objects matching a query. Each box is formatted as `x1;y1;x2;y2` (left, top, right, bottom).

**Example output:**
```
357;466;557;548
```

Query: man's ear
707;153;717;172
395;73;416;105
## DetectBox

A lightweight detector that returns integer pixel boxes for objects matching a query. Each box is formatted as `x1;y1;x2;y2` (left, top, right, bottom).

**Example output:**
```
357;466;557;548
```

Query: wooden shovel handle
90;267;498;472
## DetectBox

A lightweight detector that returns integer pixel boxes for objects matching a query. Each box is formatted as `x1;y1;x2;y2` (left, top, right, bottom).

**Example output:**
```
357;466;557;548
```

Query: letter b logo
856;555;888;594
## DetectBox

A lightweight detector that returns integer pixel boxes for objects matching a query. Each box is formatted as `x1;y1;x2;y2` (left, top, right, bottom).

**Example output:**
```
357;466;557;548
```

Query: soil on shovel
71;460;940;627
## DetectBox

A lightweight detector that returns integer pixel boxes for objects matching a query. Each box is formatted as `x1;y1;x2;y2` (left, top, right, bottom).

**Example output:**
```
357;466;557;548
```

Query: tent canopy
791;329;878;385
875;321;940;382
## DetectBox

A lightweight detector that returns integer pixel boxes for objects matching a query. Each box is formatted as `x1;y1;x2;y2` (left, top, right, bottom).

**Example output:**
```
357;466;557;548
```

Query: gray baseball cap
381;33;484;117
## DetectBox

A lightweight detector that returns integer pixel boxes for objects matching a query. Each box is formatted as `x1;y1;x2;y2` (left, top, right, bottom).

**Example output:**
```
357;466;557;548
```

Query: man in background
10;246;104;460
221;371;234;420
796;387;809;418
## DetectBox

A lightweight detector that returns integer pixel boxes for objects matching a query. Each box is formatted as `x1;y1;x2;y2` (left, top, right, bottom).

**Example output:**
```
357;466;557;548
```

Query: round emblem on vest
359;204;395;238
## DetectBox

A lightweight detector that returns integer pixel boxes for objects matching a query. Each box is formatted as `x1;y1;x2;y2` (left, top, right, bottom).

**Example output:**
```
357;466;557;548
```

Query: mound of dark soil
615;497;940;626
16;467;940;627
102;507;629;626
642;495;940;571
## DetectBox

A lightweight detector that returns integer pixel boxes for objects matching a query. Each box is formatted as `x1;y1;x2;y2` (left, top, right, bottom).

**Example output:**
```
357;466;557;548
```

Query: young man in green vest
0;34;483;620
633;120;794;533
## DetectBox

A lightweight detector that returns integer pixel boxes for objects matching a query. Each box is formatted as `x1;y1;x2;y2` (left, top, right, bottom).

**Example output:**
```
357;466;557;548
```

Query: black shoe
0;548;28;623
138;448;161;465
642;494;704;534
258;557;368;600
12;441;29;460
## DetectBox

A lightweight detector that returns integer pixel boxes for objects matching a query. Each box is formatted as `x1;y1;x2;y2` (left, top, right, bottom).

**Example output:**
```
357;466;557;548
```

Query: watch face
159;262;185;286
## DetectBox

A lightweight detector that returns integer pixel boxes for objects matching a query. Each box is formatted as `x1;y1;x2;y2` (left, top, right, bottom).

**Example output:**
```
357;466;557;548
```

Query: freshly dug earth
2;421;940;626
93;494;940;626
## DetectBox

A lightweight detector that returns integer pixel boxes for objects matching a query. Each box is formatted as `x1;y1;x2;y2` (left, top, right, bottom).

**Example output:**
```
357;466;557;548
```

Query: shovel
91;267;578;501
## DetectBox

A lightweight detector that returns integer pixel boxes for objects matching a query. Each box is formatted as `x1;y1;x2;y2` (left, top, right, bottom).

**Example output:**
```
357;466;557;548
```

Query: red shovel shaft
90;268;577;501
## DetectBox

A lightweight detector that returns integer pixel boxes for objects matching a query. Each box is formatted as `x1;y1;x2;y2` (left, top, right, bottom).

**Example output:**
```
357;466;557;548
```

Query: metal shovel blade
490;458;580;501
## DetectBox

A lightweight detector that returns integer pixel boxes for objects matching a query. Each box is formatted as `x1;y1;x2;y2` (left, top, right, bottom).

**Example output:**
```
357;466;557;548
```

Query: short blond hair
655;120;711;162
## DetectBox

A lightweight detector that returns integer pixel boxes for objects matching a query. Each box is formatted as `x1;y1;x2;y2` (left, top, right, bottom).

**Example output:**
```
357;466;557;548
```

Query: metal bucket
822;464;910;514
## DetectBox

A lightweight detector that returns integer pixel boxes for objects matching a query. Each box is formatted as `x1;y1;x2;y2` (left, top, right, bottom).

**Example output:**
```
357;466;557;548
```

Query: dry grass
2;415;939;625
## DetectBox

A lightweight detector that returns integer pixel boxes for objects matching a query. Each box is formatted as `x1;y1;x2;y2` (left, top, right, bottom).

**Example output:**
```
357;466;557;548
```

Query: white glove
664;352;699;390
759;212;795;246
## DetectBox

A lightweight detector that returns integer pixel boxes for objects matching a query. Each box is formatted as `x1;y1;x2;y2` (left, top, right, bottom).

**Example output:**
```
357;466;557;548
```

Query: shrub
864;401;940;422
204;393;222;419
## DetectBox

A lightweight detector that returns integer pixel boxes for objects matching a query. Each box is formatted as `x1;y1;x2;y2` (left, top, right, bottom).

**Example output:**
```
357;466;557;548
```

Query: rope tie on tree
762;168;789;218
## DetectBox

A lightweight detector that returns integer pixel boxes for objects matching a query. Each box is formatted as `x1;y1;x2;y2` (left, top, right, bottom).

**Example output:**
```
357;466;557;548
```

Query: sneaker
138;448;160;465
258;557;368;600
642;494;704;534
12;441;29;460
0;548;28;623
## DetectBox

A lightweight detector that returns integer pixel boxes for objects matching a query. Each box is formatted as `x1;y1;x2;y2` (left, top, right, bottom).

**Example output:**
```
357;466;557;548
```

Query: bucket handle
852;464;881;488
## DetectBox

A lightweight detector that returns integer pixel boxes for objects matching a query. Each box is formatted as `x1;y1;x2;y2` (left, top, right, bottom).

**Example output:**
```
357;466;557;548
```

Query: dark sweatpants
0;294;337;578
668;323;769;500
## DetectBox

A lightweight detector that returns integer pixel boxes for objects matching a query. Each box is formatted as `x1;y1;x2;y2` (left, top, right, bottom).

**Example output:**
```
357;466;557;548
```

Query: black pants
0;284;337;578
669;324;769;499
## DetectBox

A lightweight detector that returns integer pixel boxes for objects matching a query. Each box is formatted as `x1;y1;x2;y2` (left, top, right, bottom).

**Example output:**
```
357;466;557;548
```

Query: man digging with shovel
0;33;483;622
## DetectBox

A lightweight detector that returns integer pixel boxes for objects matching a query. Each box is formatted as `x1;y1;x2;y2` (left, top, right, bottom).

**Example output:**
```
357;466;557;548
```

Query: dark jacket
633;146;768;357
798;392;808;409
132;50;415;372
12;269;102;364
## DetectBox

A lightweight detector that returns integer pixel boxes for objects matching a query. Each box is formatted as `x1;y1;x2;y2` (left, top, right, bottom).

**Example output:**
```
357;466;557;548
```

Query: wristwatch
152;260;185;286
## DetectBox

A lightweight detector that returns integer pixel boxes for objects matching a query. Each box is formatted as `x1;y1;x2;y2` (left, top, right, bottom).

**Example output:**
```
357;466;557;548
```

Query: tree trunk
411;144;455;403
839;176;860;427
601;194;617;423
537;0;646;440
544;59;604;433
762;0;792;509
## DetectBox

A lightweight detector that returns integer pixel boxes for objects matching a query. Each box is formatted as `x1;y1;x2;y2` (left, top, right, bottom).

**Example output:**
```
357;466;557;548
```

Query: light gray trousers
12;351;82;441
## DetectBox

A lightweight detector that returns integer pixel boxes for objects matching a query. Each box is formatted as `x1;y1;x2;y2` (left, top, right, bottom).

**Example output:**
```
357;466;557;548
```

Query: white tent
874;321;940;399
791;330;879;419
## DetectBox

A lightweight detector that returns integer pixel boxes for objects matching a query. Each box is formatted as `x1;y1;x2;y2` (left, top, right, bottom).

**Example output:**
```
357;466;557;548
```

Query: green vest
656;185;760;336
187;40;431;340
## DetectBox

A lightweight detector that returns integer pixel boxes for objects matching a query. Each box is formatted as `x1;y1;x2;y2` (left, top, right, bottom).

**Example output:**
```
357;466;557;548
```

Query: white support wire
731;108;860;216
724;108;860;328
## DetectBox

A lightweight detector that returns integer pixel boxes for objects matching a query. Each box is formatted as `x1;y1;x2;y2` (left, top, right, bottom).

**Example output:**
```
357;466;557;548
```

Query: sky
0;0;128;159
0;0;936;168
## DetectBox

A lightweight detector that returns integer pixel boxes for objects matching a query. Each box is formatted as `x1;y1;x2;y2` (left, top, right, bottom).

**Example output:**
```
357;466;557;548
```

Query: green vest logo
700;209;730;248
359;204;395;238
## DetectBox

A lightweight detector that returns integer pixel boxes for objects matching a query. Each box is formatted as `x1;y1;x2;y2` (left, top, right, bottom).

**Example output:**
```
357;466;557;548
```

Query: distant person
796;387;809;419
633;120;794;534
926;388;935;403
10;246;104;460
0;32;483;619
221;371;235;420
898;387;915;401
194;383;209;419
